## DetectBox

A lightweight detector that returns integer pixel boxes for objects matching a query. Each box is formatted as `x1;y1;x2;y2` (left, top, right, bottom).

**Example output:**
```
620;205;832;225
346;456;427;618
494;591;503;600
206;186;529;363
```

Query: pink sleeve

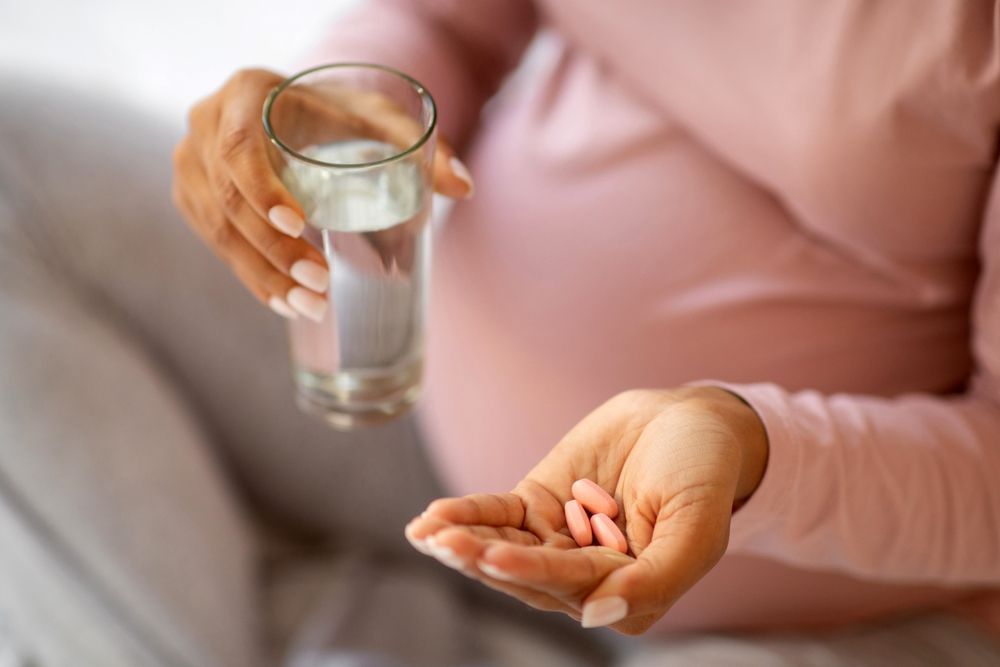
297;0;538;145
710;169;1000;586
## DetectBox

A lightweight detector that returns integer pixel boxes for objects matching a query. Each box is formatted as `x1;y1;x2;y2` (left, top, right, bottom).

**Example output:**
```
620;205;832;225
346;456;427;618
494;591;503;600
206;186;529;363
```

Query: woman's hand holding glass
171;68;472;319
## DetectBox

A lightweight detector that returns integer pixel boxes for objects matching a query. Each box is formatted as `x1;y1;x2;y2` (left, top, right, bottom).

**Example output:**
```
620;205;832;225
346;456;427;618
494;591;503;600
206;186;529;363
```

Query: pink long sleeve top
307;0;1000;633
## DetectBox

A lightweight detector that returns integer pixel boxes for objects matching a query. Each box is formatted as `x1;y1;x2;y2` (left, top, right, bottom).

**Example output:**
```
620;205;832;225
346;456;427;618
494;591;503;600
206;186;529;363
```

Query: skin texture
171;68;471;308
405;386;769;634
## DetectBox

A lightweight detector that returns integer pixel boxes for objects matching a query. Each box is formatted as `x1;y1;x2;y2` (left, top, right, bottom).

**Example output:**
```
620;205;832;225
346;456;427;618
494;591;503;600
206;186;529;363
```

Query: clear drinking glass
262;63;437;429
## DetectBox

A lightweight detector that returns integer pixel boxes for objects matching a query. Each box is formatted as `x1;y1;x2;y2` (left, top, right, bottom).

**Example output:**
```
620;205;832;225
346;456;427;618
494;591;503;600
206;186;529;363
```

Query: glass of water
262;63;437;429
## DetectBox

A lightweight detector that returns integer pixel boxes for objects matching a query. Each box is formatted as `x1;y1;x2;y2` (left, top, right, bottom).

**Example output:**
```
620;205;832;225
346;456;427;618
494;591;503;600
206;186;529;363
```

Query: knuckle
186;102;203;129
226;69;253;89
228;68;257;87
208;165;229;193
582;555;602;586
227;67;275;92
218;125;254;162
216;177;244;215
187;97;216;131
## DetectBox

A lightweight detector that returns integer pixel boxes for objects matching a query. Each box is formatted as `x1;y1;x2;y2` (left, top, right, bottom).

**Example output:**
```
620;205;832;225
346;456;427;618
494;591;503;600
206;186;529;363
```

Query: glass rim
262;62;437;169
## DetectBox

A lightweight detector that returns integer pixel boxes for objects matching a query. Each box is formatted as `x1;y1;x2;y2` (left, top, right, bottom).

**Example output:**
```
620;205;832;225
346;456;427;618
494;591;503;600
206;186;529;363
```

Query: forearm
717;381;1000;585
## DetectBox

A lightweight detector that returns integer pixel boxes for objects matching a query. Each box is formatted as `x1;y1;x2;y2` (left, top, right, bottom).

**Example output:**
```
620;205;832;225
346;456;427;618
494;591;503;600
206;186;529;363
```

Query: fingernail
404;525;431;555
268;205;305;237
287;287;327;322
290;259;329;293
428;542;465;570
581;596;628;628
268;296;298;320
449;157;475;197
477;560;516;582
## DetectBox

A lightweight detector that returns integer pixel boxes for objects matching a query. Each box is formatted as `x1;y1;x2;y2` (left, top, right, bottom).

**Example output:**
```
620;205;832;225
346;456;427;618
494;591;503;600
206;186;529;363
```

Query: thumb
580;511;729;634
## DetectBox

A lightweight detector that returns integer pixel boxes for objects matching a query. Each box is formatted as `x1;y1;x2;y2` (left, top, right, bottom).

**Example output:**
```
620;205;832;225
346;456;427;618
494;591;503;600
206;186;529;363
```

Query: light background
0;0;360;122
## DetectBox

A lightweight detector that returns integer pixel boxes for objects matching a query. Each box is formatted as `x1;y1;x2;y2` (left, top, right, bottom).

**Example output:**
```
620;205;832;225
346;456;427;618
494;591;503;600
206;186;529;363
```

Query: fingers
424;493;527;528
206;155;327;278
404;514;537;555
214;72;310;227
425;524;542;564
404;512;630;621
415;525;576;615
174;67;474;325
173;69;334;320
209;77;330;281
476;541;632;600
173;138;328;319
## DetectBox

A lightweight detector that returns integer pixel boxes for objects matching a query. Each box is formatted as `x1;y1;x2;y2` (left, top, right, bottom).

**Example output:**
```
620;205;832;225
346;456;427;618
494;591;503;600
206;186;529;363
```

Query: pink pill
564;499;593;547
591;513;628;554
571;478;619;518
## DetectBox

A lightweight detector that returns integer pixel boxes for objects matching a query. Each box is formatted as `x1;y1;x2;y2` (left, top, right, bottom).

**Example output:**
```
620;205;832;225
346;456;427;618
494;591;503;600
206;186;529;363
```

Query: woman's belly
418;53;974;631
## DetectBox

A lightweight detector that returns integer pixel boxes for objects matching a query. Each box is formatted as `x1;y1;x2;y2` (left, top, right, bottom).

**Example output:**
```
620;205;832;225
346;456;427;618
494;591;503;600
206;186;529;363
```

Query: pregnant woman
3;1;999;665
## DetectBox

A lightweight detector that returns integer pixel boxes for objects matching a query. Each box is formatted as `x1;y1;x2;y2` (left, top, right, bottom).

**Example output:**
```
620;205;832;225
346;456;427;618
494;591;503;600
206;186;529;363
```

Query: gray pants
0;78;997;667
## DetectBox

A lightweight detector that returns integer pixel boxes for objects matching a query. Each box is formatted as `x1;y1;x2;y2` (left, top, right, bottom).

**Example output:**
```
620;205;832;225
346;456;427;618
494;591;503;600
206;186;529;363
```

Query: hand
405;386;768;634
171;68;472;319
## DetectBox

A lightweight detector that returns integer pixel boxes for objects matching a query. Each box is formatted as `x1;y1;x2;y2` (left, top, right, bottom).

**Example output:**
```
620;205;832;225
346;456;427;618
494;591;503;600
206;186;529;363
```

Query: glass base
293;361;422;430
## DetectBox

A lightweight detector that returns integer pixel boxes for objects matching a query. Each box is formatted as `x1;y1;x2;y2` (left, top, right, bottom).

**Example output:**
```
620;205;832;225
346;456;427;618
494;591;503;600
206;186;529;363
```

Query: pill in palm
590;513;628;553
571;478;619;518
564;499;593;547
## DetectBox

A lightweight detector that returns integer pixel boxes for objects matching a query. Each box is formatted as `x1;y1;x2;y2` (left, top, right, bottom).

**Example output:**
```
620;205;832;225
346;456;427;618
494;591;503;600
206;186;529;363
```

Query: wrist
688;386;770;504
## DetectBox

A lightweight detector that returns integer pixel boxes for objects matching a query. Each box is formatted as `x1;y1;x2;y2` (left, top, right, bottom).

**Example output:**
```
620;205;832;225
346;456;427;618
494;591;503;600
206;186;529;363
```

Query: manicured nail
449;157;474;197
268;296;298;320
287;287;327;322
268;205;305;237
290;259;329;293
477;560;516;582
581;596;628;628
404;524;431;555
427;541;464;570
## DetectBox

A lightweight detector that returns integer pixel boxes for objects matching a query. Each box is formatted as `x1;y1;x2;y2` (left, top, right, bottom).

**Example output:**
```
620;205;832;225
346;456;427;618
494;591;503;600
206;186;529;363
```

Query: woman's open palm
405;387;768;634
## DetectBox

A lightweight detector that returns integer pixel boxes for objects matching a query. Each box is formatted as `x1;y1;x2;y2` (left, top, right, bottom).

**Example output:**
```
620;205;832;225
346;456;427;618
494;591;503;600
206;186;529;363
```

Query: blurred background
0;4;585;666
0;0;359;124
